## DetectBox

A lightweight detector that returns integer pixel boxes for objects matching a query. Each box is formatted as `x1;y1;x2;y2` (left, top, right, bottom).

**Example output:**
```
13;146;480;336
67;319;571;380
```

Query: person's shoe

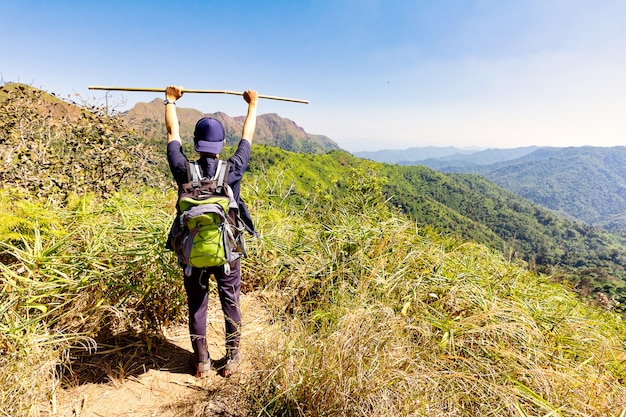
214;352;241;378
195;358;213;378
189;355;214;378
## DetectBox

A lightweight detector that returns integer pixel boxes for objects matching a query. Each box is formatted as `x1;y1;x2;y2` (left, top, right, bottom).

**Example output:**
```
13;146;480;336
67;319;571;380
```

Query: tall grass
0;188;185;416
2;169;626;416
241;174;626;416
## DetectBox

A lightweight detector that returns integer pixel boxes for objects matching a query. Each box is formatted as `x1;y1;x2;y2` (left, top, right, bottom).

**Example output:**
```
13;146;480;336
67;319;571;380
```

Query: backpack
169;160;246;276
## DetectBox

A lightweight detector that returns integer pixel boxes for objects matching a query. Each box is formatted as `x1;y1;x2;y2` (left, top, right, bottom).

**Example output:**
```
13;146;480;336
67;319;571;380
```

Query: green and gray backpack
170;160;246;276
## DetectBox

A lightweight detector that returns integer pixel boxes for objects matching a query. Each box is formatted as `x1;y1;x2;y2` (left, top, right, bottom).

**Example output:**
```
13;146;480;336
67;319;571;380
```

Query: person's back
164;85;258;377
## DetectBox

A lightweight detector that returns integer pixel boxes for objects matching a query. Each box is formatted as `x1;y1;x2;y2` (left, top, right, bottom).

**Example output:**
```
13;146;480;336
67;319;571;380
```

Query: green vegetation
245;179;626;416
481;147;626;235
240;146;626;309
417;146;626;237
0;84;171;203
382;165;626;309
0;188;184;414
2;84;626;416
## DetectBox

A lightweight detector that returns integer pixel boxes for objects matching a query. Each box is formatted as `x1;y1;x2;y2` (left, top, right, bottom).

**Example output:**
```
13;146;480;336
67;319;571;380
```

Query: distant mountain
474;147;626;235
356;145;545;167
121;98;340;154
353;146;476;163
412;146;546;171
365;144;626;237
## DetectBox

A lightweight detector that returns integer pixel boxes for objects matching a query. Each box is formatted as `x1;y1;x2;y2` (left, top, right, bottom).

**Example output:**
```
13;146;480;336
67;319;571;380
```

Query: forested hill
415;146;626;237
244;147;626;307
121;98;340;154
362;145;626;239
476;147;626;235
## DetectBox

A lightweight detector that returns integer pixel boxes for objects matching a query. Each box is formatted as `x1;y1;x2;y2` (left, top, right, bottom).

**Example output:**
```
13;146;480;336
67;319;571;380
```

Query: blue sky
2;0;626;151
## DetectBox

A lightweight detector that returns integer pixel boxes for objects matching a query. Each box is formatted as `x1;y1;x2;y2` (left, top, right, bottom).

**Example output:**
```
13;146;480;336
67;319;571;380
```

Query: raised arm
241;90;258;143
165;85;184;144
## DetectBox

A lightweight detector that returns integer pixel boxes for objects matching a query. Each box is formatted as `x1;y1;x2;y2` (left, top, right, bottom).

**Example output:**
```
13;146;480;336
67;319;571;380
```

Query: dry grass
2;182;626;416
0;188;185;416
238;189;626;416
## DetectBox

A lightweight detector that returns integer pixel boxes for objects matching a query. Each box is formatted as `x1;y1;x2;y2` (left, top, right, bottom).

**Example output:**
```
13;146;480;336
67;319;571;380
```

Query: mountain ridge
361;144;626;237
121;98;341;154
354;146;477;163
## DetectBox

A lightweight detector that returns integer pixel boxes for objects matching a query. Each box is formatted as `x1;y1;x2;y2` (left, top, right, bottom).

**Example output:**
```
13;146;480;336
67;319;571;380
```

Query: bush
0;83;169;204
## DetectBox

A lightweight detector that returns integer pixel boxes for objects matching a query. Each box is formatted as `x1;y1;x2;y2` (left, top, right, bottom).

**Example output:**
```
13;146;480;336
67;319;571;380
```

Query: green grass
0;188;186;415
1;179;625;416
242;185;626;416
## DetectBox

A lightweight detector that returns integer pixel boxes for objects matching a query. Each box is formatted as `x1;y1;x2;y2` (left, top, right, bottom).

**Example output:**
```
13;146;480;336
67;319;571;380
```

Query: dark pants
184;259;241;363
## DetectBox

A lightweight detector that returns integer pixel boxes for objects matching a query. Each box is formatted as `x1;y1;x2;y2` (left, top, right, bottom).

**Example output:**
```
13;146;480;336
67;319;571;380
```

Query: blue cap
194;117;225;154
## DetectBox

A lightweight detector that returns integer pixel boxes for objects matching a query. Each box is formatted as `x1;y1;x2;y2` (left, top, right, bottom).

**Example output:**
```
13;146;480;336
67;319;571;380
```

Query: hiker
164;85;258;377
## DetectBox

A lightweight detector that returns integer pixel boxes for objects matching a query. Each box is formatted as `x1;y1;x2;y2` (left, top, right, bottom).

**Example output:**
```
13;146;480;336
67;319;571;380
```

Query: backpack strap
211;160;223;181
215;160;230;193
189;160;202;188
187;159;227;190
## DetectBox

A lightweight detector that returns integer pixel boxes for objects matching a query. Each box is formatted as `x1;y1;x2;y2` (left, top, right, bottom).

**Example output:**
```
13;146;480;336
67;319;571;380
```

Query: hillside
476;147;626;233
0;83;169;201
426;146;626;236
244;147;626;308
121;98;340;154
3;83;625;305
0;82;84;121
366;145;626;239
2;81;626;416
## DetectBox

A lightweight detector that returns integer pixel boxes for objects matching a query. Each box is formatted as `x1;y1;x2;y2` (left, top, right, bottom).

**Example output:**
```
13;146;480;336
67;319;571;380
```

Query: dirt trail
51;292;271;417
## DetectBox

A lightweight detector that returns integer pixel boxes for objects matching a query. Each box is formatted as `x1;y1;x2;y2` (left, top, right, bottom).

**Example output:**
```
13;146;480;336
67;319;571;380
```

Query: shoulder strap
188;160;202;188
211;160;223;181
215;160;230;193
185;160;192;184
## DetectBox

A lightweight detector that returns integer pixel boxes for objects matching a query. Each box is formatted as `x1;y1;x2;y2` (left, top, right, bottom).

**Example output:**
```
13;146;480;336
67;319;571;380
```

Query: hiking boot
214;352;241;378
190;355;214;378
195;359;213;378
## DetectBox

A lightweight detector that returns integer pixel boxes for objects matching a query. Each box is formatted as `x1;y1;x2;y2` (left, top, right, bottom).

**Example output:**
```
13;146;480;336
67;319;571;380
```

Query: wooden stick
88;85;309;104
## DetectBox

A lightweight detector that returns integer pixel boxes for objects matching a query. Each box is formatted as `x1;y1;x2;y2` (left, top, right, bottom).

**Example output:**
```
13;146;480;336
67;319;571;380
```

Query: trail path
51;292;271;417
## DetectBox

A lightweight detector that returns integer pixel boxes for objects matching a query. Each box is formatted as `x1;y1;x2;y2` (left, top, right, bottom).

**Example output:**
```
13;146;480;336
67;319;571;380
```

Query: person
164;85;258;377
